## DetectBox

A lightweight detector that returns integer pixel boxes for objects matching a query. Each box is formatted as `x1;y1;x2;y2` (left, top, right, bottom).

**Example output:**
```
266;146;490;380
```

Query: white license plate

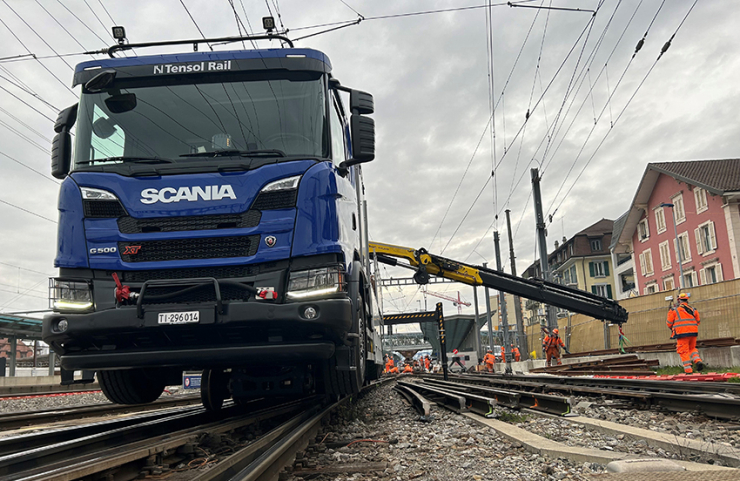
158;311;200;324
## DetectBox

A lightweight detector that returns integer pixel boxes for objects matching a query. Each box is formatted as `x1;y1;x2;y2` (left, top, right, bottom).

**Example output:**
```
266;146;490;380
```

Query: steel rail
225;378;393;481
440;374;740;420
419;378;573;416
0;394;202;430
394;384;431;418
397;381;468;413
4;397;315;481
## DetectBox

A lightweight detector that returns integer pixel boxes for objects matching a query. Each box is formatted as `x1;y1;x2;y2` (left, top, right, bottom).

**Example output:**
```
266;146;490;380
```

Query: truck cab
42;44;381;409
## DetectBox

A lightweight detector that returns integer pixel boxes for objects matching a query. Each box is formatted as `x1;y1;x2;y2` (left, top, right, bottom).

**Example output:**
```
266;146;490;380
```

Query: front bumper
43;298;352;370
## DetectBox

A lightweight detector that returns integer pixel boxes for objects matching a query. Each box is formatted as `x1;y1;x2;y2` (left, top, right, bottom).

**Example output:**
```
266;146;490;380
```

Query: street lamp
660;202;684;288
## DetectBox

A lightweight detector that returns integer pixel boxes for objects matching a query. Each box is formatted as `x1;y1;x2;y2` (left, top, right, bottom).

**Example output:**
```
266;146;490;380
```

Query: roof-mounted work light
112;26;126;45
262;16;275;32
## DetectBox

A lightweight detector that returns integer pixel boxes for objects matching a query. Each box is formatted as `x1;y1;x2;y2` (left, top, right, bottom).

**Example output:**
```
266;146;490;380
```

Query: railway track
0;395;202;430
0;378;393;480
437;373;740;420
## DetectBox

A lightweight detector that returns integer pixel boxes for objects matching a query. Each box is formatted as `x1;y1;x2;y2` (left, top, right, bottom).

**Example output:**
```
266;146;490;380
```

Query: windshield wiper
78;156;173;165
179;149;286;158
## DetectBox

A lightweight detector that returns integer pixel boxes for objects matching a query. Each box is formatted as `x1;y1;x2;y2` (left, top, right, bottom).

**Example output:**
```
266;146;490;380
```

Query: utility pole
531;168;558;335
483;262;494;353
505;208;527;360
494;231;512;373
472;286;482;362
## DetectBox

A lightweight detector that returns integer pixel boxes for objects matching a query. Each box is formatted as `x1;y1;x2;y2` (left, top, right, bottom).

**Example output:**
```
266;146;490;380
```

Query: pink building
614;159;740;294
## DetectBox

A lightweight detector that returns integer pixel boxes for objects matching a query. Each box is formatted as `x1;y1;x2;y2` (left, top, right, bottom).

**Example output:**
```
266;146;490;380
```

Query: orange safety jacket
544;335;565;349
483;353;495;365
512;347;521;360
667;303;700;338
424;358;431;370
403;364;413;373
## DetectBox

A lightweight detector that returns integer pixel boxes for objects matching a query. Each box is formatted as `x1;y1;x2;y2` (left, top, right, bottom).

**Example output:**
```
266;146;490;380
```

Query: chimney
554;240;559;249
562;236;567;244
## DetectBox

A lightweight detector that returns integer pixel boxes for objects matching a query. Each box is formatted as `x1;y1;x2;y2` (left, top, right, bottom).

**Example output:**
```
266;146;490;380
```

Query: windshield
73;74;327;167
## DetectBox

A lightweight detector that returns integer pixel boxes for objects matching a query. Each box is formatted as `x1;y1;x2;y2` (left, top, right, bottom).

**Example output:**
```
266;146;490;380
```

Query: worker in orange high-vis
667;293;704;374
543;329;569;366
501;345;506;363
402;362;413;373
424;355;431;372
511;344;521;362
483;349;496;372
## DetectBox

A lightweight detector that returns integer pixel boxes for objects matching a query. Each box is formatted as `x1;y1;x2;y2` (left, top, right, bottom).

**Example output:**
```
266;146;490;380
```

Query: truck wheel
98;369;166;405
322;298;367;396
202;368;230;412
350;302;367;393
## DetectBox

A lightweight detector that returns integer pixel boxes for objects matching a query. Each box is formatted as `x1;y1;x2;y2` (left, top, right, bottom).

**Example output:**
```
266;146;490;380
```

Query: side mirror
51;104;78;179
54;104;78;134
350;90;374;115
105;92;136;113
51;131;72;179
344;114;374;166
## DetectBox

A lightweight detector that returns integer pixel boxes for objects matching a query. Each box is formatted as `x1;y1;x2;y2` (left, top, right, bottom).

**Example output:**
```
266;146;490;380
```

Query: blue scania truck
42;31;383;410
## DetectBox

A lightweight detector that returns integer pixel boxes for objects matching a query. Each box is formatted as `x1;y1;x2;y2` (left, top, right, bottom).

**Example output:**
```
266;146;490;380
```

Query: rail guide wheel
201;368;230;411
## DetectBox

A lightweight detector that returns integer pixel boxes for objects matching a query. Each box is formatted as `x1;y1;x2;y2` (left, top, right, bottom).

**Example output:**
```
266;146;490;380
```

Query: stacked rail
530;355;658;376
563;336;740;358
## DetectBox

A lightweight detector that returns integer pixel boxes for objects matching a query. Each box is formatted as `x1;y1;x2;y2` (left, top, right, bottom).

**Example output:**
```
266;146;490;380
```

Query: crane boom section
369;242;628;324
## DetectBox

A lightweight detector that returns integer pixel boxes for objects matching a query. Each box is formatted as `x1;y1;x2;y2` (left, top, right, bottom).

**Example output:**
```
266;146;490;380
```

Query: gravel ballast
283;381;605;481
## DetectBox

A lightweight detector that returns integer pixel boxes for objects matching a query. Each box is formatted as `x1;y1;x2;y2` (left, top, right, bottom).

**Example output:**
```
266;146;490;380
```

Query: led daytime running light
286;286;339;299
53;300;93;310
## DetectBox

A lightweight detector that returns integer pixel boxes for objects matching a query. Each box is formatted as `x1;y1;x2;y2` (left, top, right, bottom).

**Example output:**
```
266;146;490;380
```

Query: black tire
323;296;367;396
98;369;166;405
202;368;230;412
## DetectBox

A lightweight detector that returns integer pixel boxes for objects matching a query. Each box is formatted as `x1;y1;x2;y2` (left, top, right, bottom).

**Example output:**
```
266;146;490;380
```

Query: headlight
287;266;345;299
49;278;93;311
80;187;118;201
261;175;301;192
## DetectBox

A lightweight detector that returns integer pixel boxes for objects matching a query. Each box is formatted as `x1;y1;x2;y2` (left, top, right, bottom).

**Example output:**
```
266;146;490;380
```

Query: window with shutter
695;188;708;213
672;194;686;223
589;262;595;277
700;268;707;285
638;219;650;241
606;284;613;299
604;262;609;276
644;249;654;275
659;241;671;270
655;208;666;234
639;252;646;276
695;228;704;255
664;277;674;290
717;263;724;281
709;221;717;250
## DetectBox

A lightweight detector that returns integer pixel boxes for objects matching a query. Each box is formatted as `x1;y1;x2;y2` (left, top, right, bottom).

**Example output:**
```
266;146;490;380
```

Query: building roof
617;159;740;249
649;159;740;194
609;211;629;252
577;218;614;237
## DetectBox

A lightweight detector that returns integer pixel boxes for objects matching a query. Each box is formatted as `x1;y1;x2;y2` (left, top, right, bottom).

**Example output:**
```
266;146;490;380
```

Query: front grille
118;210;261;234
252;190;297;210
83;200;127;218
119;235;260;263
141;283;250;305
122;265;258;282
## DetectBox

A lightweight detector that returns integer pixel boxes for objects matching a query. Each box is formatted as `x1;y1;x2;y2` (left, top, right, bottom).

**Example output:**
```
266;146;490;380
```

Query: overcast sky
0;0;736;326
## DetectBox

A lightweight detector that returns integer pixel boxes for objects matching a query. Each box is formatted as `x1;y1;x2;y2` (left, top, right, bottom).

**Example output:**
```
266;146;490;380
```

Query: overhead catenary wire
0;151;58;184
0;198;57;224
543;0;667;218
427;0;545;252
439;14;597;255
179;0;213;50
548;0;699;220
0;15;76;97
